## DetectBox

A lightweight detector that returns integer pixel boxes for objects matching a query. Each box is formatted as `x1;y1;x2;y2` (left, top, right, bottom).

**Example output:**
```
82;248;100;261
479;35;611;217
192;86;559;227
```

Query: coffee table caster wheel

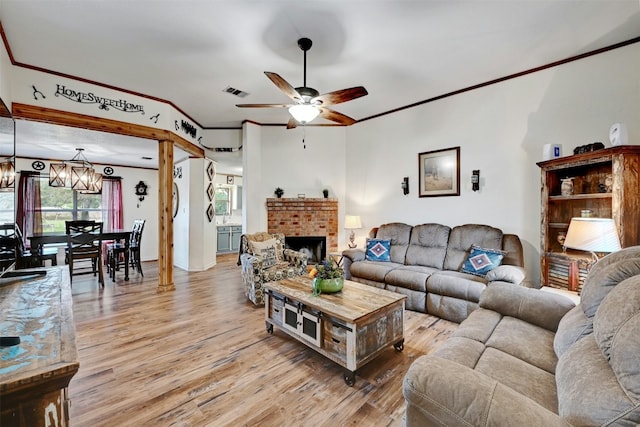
344;371;356;387
394;340;404;352
266;322;273;334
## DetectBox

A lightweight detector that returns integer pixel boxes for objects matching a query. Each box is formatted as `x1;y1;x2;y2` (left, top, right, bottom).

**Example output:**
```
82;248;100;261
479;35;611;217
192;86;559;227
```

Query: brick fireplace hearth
266;198;338;252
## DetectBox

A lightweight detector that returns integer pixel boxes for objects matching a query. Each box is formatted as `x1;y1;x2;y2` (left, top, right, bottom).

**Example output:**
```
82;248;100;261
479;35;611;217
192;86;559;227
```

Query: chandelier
49;148;102;193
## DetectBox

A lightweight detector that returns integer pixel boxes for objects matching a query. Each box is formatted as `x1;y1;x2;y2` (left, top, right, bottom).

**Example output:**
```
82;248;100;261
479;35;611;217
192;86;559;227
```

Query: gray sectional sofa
342;222;526;323
403;246;640;426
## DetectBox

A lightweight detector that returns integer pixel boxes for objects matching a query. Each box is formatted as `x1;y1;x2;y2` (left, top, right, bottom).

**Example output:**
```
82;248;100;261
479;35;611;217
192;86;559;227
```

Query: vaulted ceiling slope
2;0;639;129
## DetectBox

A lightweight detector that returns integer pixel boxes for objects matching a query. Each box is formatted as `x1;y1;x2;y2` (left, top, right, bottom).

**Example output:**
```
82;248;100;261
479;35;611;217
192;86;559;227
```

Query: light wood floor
68;254;457;427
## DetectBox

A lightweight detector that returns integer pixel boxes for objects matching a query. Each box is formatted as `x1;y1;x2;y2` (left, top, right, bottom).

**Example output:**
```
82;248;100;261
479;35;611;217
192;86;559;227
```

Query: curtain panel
16;171;42;248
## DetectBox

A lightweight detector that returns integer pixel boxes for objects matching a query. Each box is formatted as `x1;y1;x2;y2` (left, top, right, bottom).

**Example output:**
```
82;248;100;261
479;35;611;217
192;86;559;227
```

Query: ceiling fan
236;37;368;129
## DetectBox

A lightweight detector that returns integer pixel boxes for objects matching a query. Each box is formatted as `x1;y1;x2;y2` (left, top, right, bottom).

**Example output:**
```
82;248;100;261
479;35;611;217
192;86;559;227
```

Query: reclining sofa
403;246;640;426
342;222;525;323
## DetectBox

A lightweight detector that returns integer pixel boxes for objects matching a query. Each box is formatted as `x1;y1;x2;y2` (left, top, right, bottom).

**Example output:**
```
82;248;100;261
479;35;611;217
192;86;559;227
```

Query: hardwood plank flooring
68;254;456;426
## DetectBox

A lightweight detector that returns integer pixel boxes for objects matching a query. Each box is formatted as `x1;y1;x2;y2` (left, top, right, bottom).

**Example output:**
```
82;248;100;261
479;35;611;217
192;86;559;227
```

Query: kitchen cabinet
217;225;242;253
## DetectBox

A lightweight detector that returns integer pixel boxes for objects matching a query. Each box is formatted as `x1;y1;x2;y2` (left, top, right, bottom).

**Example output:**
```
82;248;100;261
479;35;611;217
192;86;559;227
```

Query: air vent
223;86;249;98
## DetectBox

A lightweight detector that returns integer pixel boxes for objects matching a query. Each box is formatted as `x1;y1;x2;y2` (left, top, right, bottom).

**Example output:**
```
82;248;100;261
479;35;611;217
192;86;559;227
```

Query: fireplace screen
285;236;326;263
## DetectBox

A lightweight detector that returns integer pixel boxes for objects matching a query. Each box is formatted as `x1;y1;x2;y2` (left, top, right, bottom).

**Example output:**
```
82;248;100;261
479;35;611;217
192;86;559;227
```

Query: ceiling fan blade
265;72;302;101
313;86;368;106
319;108;356;126
286;117;298;129
235;103;289;108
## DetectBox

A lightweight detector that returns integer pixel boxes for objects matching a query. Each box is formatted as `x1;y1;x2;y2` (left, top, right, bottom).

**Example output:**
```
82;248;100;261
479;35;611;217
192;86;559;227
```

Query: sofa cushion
385;265;439;292
556;335;640;425
365;238;391;262
581;258;640;319
349;260;401;283
375;222;412;264
554;305;592;358
442;224;503;271
427;271;487;303
594;275;640;400
405;223;450;269
461;244;505;277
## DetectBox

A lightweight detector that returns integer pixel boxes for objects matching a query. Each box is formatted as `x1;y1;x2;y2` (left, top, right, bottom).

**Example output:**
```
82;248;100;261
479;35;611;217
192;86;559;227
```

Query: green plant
274;187;284;198
309;258;344;280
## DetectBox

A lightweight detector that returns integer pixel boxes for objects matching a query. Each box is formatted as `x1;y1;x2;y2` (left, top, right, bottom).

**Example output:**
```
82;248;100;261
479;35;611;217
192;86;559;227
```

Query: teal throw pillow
366;238;391;262
461;244;505;277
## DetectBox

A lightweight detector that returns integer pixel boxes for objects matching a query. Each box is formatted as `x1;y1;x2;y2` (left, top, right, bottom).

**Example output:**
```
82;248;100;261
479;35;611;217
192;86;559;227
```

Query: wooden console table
264;276;406;386
0;267;78;427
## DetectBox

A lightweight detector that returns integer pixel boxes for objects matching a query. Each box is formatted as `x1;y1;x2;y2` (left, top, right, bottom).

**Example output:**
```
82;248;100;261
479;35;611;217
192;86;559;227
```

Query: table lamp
563;217;621;262
344;215;362;249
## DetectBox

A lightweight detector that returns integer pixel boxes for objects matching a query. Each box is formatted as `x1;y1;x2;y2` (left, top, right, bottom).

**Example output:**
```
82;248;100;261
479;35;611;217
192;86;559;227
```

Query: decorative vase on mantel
312;277;344;296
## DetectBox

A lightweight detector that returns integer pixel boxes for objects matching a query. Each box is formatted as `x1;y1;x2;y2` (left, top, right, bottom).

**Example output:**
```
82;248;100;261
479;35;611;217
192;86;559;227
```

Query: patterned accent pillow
365;238;391;262
461;244;506;277
250;238;279;267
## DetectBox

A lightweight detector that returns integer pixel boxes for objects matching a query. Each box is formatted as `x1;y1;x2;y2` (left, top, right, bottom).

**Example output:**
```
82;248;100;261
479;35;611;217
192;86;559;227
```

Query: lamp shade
49;163;69;187
344;215;362;229
288;104;320;124
71;165;93;191
563;217;621;253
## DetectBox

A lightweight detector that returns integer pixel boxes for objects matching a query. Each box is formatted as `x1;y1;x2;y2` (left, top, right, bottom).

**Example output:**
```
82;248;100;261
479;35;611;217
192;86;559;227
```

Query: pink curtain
101;177;123;231
16;171;42;248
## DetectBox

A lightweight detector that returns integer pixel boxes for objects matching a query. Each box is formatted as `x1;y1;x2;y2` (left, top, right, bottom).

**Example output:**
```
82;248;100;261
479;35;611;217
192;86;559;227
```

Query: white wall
344;43;640;285
243;124;348;245
173;157;190;270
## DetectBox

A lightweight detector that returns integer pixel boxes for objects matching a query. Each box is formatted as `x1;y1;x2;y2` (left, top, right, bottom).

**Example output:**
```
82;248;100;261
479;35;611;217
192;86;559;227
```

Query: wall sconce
135;181;148;202
401;177;409;195
471;170;480;192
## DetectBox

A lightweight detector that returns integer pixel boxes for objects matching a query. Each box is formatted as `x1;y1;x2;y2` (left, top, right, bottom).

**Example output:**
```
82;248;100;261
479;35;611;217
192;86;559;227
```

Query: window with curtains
38;178;102;232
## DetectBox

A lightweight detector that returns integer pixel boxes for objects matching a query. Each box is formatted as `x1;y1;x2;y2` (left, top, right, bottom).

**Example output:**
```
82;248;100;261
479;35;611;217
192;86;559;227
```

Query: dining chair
0;234;18;271
107;219;145;281
66;220;104;286
14;225;58;268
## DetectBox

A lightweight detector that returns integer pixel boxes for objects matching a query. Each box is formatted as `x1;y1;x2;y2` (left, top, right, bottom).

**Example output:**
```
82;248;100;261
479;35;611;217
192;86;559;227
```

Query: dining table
28;229;133;280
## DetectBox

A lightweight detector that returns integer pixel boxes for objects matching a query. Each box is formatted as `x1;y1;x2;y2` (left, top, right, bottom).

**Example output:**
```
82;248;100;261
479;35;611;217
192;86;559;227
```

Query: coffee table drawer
268;292;285;328
323;317;349;362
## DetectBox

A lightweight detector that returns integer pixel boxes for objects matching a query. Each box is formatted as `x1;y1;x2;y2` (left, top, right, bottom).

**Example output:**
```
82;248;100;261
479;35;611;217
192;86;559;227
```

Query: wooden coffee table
264;276;406;386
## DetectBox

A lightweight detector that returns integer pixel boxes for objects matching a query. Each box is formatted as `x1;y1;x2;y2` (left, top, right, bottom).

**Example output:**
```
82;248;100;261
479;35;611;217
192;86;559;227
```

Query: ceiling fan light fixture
288;104;320;124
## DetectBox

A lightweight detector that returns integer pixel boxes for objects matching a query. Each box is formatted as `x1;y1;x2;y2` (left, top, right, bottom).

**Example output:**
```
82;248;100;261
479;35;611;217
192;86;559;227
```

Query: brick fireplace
266;198;338;253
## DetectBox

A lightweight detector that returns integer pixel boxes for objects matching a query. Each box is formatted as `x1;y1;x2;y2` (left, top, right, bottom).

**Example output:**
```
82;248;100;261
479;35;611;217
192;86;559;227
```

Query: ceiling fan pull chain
302;127;306;149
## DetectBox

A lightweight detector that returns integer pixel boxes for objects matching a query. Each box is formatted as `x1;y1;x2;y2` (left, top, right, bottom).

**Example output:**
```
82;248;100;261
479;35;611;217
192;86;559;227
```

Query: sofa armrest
403;356;571;427
480;282;576;332
486;264;526;285
240;252;265;271
342;249;365;262
341;249;365;280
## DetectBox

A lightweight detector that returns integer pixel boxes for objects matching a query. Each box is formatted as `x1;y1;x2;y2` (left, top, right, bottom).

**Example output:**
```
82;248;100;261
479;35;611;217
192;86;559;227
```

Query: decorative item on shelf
135;180;148;202
297;193;305;199
0;158;15;191
274;187;284;198
345;215;362;249
557;231;567;249
322;188;329;198
581;209;593;218
401;177;409;195
563;217;621;263
542;143;562;160
573;142;605;155
560;177;574;196
609;122;628;146
308;258;344;296
48;148;103;193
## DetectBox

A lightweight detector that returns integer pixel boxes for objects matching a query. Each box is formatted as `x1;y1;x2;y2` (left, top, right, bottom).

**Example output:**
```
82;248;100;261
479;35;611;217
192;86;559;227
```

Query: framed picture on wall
418;146;460;197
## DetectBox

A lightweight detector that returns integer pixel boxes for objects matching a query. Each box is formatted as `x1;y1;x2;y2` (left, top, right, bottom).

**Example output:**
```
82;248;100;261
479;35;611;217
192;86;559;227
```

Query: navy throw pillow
461;244;505;277
365;238;391;262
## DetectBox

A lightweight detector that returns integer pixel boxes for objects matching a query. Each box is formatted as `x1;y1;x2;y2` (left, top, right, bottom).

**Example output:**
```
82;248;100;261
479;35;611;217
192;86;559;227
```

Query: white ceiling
1;0;639;170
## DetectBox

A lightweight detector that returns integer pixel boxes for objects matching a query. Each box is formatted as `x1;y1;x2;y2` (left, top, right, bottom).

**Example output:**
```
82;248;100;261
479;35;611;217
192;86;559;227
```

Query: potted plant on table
308;258;344;296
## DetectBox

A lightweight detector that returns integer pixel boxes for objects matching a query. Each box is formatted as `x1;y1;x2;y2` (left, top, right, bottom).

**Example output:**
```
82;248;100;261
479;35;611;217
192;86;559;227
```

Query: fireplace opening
285;236;326;264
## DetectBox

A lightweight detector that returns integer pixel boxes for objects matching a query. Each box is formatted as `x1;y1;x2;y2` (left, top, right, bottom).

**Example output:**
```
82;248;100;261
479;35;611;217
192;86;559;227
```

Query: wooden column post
157;140;175;292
